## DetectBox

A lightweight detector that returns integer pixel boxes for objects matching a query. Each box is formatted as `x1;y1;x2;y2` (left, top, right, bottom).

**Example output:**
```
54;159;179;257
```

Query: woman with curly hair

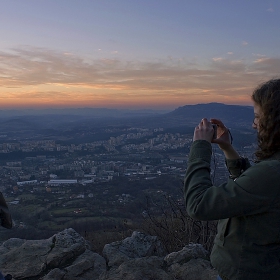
184;78;280;280
252;79;280;159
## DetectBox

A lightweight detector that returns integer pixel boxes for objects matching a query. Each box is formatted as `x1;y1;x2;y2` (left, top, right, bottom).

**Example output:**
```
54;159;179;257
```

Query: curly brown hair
252;78;280;159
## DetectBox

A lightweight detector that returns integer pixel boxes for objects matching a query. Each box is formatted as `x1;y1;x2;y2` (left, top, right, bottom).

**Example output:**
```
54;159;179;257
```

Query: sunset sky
0;0;280;110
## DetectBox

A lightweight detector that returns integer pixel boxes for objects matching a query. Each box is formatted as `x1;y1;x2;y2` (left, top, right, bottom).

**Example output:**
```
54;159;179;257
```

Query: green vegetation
1;175;182;249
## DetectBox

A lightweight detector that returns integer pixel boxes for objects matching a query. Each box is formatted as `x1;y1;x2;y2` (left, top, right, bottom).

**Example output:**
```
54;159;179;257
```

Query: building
17;180;37;186
48;179;77;186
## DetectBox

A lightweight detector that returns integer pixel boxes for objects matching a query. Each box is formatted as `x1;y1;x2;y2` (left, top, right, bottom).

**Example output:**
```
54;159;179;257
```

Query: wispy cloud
252;53;267;57
212;57;223;62
0;47;279;108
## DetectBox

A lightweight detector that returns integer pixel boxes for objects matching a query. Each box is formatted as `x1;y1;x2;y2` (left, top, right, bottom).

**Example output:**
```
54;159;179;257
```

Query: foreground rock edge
0;228;218;280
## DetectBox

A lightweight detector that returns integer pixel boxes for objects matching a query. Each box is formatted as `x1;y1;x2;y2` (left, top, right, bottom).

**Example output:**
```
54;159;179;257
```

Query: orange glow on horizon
0;84;254;110
0;47;278;110
0;91;252;110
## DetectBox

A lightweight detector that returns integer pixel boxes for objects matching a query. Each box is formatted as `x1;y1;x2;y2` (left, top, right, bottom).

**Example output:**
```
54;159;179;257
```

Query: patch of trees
142;193;217;253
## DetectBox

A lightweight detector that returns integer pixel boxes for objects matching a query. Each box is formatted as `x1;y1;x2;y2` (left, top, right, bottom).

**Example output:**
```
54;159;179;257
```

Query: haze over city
1;0;280;110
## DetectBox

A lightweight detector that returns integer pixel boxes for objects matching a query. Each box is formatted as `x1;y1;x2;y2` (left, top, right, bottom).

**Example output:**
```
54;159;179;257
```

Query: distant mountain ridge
171;102;252;117
131;102;253;129
0;103;254;134
166;102;253;123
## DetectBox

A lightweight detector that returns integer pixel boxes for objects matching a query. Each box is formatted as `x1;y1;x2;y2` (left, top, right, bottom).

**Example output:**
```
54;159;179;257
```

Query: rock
164;243;209;266
168;258;218;280
40;268;66;280
64;250;106;280
0;228;218;280
102;231;167;267
0;228;106;280
0;236;54;278
99;256;171;280
46;227;87;268
41;250;106;280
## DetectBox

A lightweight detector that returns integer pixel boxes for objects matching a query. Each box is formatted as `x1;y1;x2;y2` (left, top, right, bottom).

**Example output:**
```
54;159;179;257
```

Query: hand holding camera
212;124;217;140
193;118;232;149
193;118;217;143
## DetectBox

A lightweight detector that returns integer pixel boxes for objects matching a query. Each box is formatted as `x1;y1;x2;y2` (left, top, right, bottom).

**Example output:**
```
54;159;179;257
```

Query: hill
0;103;253;140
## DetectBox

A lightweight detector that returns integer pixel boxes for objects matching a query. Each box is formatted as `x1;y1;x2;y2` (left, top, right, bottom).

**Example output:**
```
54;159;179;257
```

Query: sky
0;0;280;110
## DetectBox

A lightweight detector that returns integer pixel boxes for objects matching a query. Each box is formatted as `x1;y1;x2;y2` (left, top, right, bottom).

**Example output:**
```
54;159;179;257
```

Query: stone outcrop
0;228;218;280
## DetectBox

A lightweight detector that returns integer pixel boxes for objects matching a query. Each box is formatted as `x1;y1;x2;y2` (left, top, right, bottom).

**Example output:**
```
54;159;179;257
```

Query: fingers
193;119;214;143
195;118;232;146
200;118;210;126
210;118;225;128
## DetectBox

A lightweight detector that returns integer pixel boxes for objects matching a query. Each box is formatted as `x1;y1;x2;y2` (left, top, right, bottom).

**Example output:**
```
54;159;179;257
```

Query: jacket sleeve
184;140;280;221
225;157;251;179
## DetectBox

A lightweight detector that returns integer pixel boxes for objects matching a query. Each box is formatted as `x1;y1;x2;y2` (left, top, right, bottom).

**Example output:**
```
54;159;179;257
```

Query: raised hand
193;118;216;143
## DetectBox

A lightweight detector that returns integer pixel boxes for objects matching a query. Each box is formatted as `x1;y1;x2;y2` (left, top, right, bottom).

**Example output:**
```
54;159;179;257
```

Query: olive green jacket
184;140;280;280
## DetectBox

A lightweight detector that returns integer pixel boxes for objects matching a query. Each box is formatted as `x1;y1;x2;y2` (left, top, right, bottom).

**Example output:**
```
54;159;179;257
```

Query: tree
142;189;217;253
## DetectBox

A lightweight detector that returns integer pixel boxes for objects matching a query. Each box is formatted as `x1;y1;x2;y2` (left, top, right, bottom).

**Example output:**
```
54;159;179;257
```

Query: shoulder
255;159;280;170
246;159;280;176
239;160;280;195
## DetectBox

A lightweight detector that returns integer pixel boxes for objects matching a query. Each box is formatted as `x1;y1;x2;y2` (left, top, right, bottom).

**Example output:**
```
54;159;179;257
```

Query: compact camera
212;124;217;139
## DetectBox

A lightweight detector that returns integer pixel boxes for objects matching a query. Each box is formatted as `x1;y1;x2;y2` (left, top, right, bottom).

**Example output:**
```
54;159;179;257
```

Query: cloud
242;41;248;46
0;46;280;108
252;57;280;74
210;58;246;72
252;53;266;57
267;8;274;12
6;91;72;99
212;57;223;62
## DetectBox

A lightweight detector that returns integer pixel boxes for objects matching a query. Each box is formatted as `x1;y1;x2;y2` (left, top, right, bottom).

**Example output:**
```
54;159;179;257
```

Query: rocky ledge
0;228;218;279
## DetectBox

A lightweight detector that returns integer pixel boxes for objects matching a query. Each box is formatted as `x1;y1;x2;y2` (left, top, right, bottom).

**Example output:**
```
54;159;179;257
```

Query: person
0;191;12;229
0;192;13;279
184;78;280;280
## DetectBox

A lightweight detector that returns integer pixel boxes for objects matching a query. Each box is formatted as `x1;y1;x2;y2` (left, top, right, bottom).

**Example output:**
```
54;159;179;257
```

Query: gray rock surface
99;256;170;280
0;228;218;280
102;231;167;267
168;258;217;280
164;243;209;266
0;228;106;280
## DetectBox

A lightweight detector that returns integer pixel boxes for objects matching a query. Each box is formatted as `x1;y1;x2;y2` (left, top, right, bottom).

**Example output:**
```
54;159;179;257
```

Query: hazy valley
0;103;256;253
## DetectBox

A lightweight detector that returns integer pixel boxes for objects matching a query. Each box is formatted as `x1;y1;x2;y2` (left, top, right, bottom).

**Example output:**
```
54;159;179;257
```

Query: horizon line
0;102;253;111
